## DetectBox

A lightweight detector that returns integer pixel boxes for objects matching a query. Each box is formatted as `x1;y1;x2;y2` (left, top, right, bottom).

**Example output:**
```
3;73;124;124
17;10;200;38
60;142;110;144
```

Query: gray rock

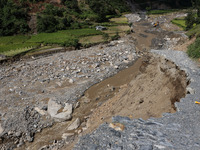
69;79;74;84
67;118;81;130
0;124;4;135
186;87;195;94
62;132;75;140
47;99;72;121
35;107;46;116
92;63;100;68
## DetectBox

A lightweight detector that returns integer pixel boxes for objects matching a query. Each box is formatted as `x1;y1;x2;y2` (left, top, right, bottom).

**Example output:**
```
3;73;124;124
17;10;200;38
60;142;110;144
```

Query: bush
111;32;120;40
102;33;109;40
37;15;59;33
187;37;200;58
185;11;196;30
62;38;79;48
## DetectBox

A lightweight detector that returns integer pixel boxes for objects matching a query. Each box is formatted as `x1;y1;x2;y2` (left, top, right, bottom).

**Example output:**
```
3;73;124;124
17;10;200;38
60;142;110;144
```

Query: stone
35;107;46;115
48;99;72;121
92;63;100;68
83;97;91;104
114;65;119;69
74;102;80;109
68;118;81;130
128;54;133;60
69;79;74;84
186;87;195;94
109;123;125;131
62;133;75;140
0;124;4;135
48;99;62;116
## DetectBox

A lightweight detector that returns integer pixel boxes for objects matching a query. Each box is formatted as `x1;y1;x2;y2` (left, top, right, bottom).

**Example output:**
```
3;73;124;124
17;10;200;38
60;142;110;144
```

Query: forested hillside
0;0;129;36
0;0;193;36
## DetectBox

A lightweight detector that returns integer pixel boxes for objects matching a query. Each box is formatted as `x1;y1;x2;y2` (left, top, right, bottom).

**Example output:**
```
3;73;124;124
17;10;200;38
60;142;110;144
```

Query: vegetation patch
186;24;200;38
148;9;178;15
109;17;128;24
171;18;186;30
0;28;103;56
187;37;200;58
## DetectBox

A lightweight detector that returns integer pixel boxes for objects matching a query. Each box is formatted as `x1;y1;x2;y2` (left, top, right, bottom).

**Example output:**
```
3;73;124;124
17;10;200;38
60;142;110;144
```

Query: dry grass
109;17;128;24
79;35;104;44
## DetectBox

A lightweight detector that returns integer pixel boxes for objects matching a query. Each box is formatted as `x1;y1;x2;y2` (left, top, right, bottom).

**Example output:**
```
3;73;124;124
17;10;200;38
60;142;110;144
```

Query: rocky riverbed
0;34;138;149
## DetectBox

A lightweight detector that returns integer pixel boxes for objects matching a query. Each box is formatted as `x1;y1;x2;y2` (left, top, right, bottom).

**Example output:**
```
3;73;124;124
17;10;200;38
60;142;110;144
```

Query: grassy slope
171;12;200;58
0;16;130;57
148;9;179;15
171;19;186;30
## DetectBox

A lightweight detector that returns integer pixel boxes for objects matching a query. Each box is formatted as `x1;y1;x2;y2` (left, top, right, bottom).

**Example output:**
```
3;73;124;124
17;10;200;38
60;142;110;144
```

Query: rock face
47;99;72;121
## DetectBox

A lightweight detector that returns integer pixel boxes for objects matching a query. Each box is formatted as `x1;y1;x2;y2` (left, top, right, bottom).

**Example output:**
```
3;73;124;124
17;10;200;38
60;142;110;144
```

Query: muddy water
20;58;144;150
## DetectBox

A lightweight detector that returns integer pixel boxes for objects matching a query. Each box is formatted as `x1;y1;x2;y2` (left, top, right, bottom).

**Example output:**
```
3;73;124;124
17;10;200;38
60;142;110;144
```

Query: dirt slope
82;54;187;134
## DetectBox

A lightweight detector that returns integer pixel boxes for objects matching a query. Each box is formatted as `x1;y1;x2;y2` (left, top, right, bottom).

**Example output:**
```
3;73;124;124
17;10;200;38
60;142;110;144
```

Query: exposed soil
84;54;187;133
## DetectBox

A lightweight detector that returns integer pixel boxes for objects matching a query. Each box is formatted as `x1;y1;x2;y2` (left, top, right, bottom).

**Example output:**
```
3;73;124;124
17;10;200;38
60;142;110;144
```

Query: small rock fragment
186;87;195;95
68;118;81;130
35;107;46;115
69;79;74;84
62;133;75;140
74;102;80;109
109;123;125;131
0;124;4;135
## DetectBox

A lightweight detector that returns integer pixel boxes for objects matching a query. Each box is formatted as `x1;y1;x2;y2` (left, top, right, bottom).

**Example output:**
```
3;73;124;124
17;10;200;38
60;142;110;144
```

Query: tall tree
0;0;29;36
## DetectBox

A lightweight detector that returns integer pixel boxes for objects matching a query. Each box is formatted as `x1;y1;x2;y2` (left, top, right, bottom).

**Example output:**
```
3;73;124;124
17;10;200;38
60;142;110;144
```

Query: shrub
62;38;79;48
111;32;120;40
102;33;109;40
187;37;200;58
185;11;196;30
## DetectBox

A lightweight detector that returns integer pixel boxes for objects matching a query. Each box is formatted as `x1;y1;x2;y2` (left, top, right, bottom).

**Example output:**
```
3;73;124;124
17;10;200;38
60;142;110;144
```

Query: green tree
191;0;200;23
185;10;196;30
0;0;29;36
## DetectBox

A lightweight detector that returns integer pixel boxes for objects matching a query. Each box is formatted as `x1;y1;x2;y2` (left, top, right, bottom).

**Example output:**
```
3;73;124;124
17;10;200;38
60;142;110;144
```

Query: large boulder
47;98;73;122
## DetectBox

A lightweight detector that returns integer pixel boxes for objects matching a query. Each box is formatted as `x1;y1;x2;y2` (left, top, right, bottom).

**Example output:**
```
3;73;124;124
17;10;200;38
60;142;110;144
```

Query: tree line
185;0;200;30
0;0;129;36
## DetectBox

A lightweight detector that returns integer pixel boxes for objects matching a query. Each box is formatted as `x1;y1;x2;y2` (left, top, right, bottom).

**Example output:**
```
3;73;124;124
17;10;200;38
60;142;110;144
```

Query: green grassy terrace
0;16;130;57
